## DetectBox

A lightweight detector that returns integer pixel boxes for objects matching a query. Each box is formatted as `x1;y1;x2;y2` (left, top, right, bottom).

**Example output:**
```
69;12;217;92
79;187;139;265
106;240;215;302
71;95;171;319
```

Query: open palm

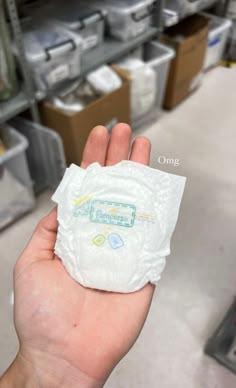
13;124;155;387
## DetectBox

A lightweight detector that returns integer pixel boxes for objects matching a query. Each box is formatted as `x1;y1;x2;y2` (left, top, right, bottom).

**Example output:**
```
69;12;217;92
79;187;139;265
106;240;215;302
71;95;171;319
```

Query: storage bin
164;0;217;19
40;67;131;166
134;42;175;128
203;14;232;71
90;0;155;41
0;125;35;230
164;0;201;18
229;21;236;60
226;0;236;20
10;117;66;193
51;2;107;51
17;20;83;93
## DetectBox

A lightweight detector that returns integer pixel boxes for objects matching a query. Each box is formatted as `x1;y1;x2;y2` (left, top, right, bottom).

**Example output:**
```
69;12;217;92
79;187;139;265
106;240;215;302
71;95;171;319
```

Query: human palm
13;124;154;387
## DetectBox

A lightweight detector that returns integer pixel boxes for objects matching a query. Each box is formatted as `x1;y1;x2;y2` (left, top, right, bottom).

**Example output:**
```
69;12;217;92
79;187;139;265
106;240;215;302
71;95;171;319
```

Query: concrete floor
0;67;236;387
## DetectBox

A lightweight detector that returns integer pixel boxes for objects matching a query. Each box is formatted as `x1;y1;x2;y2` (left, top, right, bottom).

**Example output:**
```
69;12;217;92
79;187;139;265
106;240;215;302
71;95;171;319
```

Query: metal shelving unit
0;0;164;124
163;0;221;28
1;0;226;124
0;90;29;123
81;27;159;77
5;0;40;122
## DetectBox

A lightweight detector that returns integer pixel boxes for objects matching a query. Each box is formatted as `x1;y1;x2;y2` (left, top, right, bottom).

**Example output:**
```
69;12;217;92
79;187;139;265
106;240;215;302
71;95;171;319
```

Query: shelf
0;90;30;124
81;27;159;76
163;0;218;28
0;28;159;124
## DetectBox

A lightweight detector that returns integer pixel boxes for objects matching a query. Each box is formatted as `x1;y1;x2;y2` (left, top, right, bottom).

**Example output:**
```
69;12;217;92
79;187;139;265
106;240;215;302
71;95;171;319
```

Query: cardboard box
162;14;209;109
40;67;131;166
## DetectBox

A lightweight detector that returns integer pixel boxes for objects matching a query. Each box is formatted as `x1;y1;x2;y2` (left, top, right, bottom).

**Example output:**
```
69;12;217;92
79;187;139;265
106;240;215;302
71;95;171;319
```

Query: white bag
117;58;157;119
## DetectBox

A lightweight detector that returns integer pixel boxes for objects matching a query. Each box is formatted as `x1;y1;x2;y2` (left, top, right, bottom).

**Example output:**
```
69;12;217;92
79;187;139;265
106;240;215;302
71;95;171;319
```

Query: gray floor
1;67;236;387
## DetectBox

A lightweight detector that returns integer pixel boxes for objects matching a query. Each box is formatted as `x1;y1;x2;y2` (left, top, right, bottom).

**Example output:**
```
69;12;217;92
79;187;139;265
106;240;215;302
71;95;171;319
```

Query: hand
0;124;154;388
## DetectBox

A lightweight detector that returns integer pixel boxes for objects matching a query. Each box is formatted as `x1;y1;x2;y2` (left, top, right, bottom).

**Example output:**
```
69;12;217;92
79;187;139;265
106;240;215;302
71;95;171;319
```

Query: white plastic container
51;3;107;51
226;0;236;20
90;0;155;41
203;14;232;71
19;21;83;92
124;41;175;128
0;125;35;230
10;117;66;193
164;0;217;19
229;21;236;60
164;0;202;18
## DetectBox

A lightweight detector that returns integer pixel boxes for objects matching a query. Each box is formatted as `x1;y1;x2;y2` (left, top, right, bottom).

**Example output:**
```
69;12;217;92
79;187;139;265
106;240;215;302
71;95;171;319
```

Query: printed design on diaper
135;213;156;223
73;196;156;226
92;234;106;247
92;233;124;250
108;233;124;249
73;196;94;217
89;200;136;227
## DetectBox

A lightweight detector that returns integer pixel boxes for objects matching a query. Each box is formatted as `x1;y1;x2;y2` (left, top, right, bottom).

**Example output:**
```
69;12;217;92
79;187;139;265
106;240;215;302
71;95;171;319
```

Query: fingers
81;126;109;169
129;137;151;166
81;124;151;169
106;123;132;166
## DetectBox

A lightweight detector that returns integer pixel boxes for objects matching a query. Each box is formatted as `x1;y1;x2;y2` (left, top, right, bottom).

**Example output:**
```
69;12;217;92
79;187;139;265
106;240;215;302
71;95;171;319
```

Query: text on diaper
89;200;136;227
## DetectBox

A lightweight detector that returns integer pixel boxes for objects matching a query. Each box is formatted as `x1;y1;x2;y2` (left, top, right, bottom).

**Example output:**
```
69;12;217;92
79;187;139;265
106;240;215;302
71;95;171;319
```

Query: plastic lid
22;21;82;63
52;4;105;28
94;0;154;14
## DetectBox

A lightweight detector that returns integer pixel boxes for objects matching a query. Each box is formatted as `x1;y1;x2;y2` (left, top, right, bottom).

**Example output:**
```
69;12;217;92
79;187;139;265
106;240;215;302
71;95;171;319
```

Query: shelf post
153;0;165;37
6;0;40;122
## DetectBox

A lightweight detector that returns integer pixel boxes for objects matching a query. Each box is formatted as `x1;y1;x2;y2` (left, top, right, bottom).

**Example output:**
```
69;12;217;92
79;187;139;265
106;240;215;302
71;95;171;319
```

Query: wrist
0;353;33;388
0;349;105;388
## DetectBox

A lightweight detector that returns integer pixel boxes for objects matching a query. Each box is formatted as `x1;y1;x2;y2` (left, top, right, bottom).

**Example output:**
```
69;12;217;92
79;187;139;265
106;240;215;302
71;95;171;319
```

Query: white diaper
52;161;186;293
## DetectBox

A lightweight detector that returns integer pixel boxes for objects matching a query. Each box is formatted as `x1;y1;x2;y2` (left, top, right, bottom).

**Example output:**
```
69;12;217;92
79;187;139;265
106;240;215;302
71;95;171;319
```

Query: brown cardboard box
162;14;209;109
40;67;131;166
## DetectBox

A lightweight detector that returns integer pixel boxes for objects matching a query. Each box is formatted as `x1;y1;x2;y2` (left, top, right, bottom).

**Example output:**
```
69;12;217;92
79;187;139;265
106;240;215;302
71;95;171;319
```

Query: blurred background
0;0;236;386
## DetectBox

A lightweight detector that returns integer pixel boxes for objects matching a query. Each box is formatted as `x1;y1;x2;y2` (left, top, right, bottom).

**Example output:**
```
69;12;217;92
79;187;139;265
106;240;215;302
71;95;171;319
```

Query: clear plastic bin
90;0;155;41
202;14;232;71
17;20;83;92
164;0;217;19
10;117;66;194
0;125;35;230
134;41;175;128
229;21;236;61
51;2;107;51
226;0;236;20
164;0;202;18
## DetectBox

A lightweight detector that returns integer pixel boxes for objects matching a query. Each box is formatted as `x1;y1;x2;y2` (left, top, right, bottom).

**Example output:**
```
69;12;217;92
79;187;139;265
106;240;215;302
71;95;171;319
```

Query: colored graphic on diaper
136;213;156;223
73;200;91;217
74;195;93;206
108;233;124;249
92;234;106;247
73;195;94;217
89;200;136;227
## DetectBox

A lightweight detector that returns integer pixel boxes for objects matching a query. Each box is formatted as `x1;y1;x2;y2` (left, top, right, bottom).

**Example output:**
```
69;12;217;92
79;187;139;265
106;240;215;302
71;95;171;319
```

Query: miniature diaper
52;161;186;293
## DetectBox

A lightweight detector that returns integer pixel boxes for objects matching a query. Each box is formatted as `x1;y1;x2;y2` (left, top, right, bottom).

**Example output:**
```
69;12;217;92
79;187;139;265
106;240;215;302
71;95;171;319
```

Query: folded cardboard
40;67;131;166
162;14;209;109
